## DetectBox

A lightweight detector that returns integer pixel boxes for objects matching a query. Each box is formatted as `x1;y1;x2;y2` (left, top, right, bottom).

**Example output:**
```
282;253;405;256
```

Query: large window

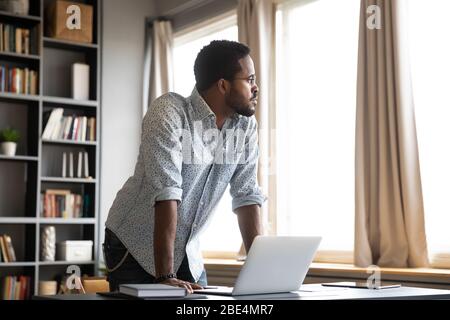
275;0;360;256
173;12;242;254
408;0;450;265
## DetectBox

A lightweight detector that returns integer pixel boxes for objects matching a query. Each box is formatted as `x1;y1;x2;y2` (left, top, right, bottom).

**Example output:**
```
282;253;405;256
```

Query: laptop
195;235;321;296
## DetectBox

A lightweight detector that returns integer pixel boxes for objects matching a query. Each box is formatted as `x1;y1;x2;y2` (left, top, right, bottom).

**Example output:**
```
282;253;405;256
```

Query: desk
34;284;450;300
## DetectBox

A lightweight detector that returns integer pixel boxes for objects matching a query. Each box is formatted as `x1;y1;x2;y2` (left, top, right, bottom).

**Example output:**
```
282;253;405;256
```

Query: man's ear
217;79;228;95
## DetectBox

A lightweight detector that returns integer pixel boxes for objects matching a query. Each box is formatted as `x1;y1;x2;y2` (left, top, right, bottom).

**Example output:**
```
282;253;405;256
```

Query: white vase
1;142;17;156
41;226;56;262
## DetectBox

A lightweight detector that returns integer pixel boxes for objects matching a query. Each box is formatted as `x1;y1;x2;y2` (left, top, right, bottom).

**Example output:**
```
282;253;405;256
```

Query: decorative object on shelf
72;62;89;100
41;226;56;262
45;0;93;44
39;280;57;296
56;240;93;262
0;0;30;16
0;127;20;156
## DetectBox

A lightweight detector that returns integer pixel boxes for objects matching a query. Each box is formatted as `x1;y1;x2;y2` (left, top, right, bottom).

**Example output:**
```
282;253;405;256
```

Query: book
69;152;74;178
62;152;67;178
3;235;16;262
77;151;82;178
84;151;89;178
119;284;187;298
0;236;9;262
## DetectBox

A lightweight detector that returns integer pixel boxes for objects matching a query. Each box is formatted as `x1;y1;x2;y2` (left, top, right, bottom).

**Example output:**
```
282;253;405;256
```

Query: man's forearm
154;200;178;277
235;204;263;253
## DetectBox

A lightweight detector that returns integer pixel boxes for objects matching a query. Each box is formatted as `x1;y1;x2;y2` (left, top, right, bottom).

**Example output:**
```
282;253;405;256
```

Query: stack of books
40;189;90;218
0;23;38;55
0;276;32;300
42;108;96;142
0;234;16;263
119;284;187;298
0;66;38;94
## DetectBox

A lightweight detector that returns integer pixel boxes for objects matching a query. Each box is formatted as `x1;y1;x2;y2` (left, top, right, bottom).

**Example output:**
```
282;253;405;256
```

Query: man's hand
160;278;203;294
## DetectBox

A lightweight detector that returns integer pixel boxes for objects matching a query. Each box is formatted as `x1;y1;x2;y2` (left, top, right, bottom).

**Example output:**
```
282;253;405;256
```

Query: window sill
203;259;450;289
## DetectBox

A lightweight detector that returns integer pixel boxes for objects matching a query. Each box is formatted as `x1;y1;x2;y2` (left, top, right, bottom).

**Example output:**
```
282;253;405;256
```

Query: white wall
100;0;156;247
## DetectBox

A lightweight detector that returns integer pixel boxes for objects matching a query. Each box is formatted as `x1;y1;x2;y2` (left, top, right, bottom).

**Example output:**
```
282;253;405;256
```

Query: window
173;12;242;254
408;0;450;266
275;0;360;257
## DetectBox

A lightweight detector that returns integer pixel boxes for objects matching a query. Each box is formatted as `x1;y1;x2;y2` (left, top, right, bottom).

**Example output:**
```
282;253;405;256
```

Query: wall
100;0;156;253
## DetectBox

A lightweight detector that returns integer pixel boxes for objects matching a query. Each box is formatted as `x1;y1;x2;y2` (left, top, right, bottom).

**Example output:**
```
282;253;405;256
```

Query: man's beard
225;88;257;117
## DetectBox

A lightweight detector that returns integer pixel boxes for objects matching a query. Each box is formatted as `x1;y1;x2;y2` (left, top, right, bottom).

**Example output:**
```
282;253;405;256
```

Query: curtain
355;0;429;267
143;19;174;114
237;0;277;240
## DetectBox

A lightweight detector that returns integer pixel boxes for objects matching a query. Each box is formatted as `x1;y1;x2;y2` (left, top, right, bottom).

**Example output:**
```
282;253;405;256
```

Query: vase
0;142;17;156
41;226;56;262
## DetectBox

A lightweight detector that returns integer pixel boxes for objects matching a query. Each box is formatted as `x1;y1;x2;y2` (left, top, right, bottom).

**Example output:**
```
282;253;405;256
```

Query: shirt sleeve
141;95;184;207
229;117;267;212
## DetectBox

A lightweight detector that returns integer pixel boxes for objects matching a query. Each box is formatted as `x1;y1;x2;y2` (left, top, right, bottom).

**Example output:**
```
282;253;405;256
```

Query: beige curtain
143;20;174;114
237;0;277;237
355;0;429;267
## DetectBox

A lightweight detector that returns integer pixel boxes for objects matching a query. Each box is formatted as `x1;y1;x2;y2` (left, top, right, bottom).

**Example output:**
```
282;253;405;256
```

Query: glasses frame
229;75;257;86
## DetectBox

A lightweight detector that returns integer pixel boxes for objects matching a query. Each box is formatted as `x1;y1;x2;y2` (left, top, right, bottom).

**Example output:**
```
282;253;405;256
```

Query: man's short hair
194;40;250;92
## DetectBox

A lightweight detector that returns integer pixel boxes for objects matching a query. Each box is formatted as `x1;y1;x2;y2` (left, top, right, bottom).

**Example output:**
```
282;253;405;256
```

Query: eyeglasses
230;75;257;86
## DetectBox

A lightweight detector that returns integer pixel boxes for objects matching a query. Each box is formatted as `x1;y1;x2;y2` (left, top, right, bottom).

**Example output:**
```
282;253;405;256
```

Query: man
103;40;266;293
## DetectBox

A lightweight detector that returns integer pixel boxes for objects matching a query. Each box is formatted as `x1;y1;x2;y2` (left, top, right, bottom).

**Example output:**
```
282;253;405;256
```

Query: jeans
103;228;207;292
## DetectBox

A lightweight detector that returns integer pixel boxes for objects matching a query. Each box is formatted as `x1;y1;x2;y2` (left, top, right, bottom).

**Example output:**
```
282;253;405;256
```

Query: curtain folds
355;0;429;267
237;0;277;237
143;20;174;113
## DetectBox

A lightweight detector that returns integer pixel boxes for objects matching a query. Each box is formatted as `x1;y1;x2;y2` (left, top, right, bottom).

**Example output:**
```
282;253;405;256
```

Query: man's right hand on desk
159;278;203;294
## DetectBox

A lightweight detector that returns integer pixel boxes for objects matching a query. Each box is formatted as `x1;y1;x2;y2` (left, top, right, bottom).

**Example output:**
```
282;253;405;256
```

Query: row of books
42;108;96;142
40;189;91;218
0;234;16;263
0;66;38;94
0;23;38;55
62;151;91;179
1;276;32;300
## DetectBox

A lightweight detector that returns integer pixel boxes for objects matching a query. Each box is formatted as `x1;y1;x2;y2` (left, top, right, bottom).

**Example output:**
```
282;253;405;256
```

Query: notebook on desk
194;236;321;296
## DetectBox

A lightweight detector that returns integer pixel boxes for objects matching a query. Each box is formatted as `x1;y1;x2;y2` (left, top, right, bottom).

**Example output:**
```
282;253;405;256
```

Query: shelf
0;217;37;224
0;1;100;297
39;261;95;266
42;139;97;146
0;262;36;267
0;10;41;23
41;177;96;184
43;37;98;51
43;96;98;108
0;92;39;103
40;218;96;225
0;155;39;162
0;51;40;62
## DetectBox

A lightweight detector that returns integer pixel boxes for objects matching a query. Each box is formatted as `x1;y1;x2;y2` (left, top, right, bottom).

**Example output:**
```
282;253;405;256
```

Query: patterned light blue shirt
105;87;266;281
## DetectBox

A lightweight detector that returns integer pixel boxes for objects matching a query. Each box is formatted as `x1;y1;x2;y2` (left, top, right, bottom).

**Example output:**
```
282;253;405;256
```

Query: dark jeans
103;228;207;292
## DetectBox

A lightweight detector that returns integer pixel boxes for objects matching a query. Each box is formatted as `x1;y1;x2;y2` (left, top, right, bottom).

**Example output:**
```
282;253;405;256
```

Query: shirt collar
190;87;242;122
190;87;215;121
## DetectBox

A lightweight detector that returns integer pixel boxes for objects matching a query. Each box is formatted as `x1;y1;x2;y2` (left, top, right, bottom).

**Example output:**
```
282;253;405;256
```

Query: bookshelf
0;0;101;299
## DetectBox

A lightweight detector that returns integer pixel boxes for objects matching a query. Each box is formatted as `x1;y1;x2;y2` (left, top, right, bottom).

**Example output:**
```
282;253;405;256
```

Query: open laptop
194;236;321;296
